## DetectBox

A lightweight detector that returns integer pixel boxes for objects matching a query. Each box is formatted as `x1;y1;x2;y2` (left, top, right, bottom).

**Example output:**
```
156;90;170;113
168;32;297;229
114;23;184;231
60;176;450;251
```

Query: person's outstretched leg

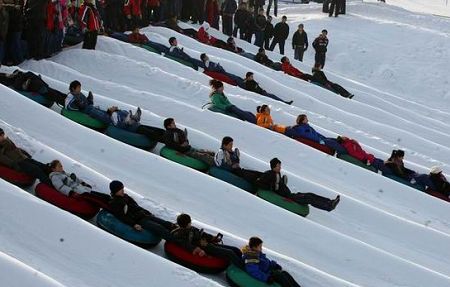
323;138;346;155
136;125;166;142
203;244;244;268
291;192;340;211
18;158;51;185
227;105;256;123
262;91;292;104
139;216;177;241
330;82;352;98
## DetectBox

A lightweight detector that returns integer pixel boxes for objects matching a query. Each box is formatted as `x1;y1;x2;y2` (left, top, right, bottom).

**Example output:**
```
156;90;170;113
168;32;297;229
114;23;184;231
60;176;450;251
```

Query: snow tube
425;189;450;203
294;137;334;155
160;146;209;172
0;165;35;187
96;209;162;247
61;108;108;131
164;241;229;273
384;174;425;191
105;125;157;150
133;43;161;54
256;189;309;217
109;32;129;42
207;106;240;119
337;154;378;173
164;54;196;70
34;183;99;219
226;264;281;287
19;91;54;108
204;70;237;86
209;167;255;193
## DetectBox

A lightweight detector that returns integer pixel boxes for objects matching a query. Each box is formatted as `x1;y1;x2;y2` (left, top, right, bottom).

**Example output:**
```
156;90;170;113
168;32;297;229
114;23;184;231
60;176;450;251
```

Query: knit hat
270;158;281;169
109;180;124;195
430;166;442;174
201;22;210;31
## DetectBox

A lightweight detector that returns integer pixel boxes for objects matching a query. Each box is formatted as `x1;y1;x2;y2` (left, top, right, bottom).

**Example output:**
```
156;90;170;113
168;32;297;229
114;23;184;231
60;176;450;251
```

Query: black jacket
429;174;450;196
109;194;152;226
171;226;216;252
255;15;266;31
254;53;273;67
312;36;328;53
24;0;47;21
234;8;248;28
264;22;273;39
272;22;289;40
244;79;265;95
163;128;191;153
292;30;308;50
256;170;291;197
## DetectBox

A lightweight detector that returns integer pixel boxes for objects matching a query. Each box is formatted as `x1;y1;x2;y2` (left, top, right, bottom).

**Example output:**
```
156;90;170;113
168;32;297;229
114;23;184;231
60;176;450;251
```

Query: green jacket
210;92;233;111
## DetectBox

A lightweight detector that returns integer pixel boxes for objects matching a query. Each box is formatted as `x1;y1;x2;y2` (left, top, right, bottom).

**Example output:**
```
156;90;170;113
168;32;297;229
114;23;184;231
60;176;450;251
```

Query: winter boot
87;91;94;105
330;195;340;211
132;107;142;121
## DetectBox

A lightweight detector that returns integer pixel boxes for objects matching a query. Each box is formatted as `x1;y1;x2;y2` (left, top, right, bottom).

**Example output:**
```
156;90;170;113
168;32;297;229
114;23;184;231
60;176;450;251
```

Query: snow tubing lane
209;167;255;193
256;189;309;217
19;91;54;108
294;137;334;155
96;209;162;247
160;146;209;172
164;241;229;273
226;264;281;287
204;71;238;86
134;43;162;54
425;189;450;203
34;183;99;219
337;154;378;172
164;54;196;69
0;165;35;187
207;106;240;120
384;174;425;191
61;108;108;130
106;126;157;150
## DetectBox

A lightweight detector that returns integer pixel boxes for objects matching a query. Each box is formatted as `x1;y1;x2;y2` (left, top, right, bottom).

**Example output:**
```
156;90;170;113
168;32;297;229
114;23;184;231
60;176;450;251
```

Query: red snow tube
0;165;35;187
204;70;237;86
295;137;335;155
164;241;229;273
426;188;450;203
35;183;100;219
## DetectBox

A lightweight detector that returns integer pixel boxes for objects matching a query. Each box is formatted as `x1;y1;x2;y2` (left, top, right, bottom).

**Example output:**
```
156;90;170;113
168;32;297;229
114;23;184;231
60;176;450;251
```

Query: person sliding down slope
280;56;312;82
385;150;433;188
163;118;215;166
254;48;282;70
167;37;204;70
197;21;227;48
311;64;354;99
257;158;340;212
428;166;450;198
201;53;245;87
256;105;287;134
208;79;256;123
244;72;293;105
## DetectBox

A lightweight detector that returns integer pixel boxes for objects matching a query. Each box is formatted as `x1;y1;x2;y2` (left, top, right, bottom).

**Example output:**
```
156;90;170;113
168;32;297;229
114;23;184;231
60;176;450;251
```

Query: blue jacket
111;110;139;132
168;46;191;61
65;92;89;111
285;123;325;143
242;245;278;282
214;148;239;170
205;61;226;74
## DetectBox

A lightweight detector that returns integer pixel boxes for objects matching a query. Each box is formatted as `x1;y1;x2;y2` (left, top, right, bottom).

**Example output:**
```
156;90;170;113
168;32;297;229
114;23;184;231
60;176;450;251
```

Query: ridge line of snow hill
3;76;450;287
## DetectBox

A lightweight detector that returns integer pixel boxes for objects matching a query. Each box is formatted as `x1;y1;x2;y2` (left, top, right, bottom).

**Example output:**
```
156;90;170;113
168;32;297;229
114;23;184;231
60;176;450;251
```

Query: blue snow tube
209;167;255;193
19;91;54;108
106;125;157;150
96;209;161;248
384;174;426;191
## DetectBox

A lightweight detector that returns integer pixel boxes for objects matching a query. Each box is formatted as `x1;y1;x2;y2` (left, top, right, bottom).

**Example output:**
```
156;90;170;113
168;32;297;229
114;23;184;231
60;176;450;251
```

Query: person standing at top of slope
264;15;274;50
266;0;277;17
292;24;308;62
254;8;267;47
312;29;329;68
79;0;102;50
243;72;293;104
269;15;289;55
232;2;249;40
311;63;354;98
329;0;341;17
163;118;216;166
257;158;341;212
221;0;237;36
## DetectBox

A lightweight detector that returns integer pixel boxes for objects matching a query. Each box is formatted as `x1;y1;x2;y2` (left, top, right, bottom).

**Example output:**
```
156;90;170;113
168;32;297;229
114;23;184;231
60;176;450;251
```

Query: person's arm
214;149;233;170
255;171;273;190
109;199;136;226
245;261;270;282
50;173;73;196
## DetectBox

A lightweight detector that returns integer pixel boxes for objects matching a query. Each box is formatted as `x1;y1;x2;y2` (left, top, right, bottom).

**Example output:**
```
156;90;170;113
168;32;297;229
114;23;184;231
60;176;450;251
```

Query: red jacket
281;62;304;78
124;0;142;17
206;0;219;28
341;139;375;163
197;27;217;45
79;3;101;31
127;32;149;44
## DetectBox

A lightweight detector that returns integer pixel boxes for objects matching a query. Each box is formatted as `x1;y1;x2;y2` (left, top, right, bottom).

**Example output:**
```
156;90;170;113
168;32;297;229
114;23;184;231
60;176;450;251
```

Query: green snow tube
226;264;281;287
136;43;161;54
384;174;425;191
19;91;54;108
209;167;255;193
61;108;108;130
337;154;377;173
207;106;240;119
160;146;209;172
106;125;157;150
164;54;196;69
256;189;309;217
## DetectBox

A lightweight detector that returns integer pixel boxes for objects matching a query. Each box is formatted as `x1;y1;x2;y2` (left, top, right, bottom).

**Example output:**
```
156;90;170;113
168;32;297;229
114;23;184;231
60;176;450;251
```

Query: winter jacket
204;61;226;73
197;26;217;45
168;46;191;61
254;14;266;31
127;32;149;44
210;91;233;112
24;0;48;21
254;53;273;67
256;170;291;197
123;0;142;17
241;245;279;282
312;36;328;54
244;79;265;95
272;22;289;40
429;173;450;196
0;8;9;41
79;2;101;32
49;171;91;196
110;110;139;131
221;0;237;15
109;194;152;226
233;8;247;28
284;123;325;143
384;157;415;180
5;0;24;33
255;113;286;133
281;62;305;78
46;0;66;31
171;226;216;252
214;148;239;170
163;128;191;153
65;92;89;111
292;30;308;50
264;21;273;39
0;138;28;169
341;138;375;164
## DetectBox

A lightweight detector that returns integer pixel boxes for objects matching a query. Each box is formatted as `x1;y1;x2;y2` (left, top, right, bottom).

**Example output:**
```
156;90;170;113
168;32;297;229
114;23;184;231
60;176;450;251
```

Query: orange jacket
256;113;286;134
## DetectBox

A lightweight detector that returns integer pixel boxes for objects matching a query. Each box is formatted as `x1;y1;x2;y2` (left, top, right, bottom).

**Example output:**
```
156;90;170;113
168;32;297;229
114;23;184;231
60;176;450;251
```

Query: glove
70;173;77;181
267;276;275;285
319;140;325;145
366;160;371;166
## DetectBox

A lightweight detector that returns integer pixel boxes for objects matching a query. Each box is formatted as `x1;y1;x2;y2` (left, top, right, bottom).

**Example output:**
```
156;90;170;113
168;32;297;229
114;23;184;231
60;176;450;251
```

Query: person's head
248;237;263;252
280;56;289;63
69;80;81;93
227;37;235;45
258;47;265;54
209;79;224;93
169;37;177;46
257;104;270;114
200;53;208;62
221;136;234;151
109;180;125;196
336;136;348;144
281;16;287;22
296;114;308;124
298;23;304;31
430;166;443;175
0;128;5;142
258;8;264;15
106;106;119;115
245;71;254;81
176;213;192;228
270;157;281;173
132;26;140;34
239;2;247;9
321;29;328;37
267;15;272;22
163;118;176;129
49;160;64;172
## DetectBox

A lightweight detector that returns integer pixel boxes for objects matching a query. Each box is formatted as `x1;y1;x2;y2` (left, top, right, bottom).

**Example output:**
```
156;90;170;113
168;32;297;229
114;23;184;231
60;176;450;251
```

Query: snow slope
372;0;450;17
1;1;450;287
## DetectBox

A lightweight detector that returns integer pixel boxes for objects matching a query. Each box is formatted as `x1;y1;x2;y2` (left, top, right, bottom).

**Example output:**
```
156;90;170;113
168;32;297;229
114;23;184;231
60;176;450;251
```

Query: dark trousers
222;15;233;36
0;40;5;64
18;158;51;185
323;138;347;154
203;244;243;268
84;105;111;124
27;21;45;59
290;192;333;211
192;0;205;24
329;0;341;16
44;87;67;106
269;39;285;55
136;125;165;142
371;158;392;175
273;270;302;287
254;31;264;47
233;27;245;40
264;37;272;50
315;52;326;68
329;82;351;98
263;92;290;104
148;5;160;22
6;32;24;64
294;47;305;61
266;0;278;17
138;215;176;241
83;31;98;50
233;168;263;186
227;106;257;124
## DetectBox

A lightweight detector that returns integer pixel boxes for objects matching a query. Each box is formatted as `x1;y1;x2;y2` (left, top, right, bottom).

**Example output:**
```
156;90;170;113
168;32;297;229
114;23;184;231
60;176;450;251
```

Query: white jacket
49;171;91;196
